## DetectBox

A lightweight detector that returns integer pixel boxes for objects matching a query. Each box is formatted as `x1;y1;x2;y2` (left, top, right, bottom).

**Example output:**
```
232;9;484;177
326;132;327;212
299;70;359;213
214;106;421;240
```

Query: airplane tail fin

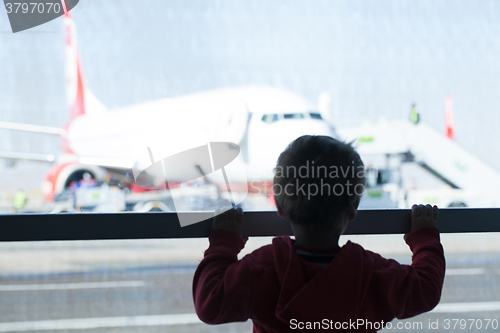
445;94;455;140
63;7;107;125
63;9;85;123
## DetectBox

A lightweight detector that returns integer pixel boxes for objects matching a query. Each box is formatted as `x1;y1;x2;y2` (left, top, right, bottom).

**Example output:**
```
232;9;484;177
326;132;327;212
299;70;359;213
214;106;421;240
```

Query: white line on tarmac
1;302;500;332
0;314;201;332
0;281;144;291
445;268;487;275
433;301;500;313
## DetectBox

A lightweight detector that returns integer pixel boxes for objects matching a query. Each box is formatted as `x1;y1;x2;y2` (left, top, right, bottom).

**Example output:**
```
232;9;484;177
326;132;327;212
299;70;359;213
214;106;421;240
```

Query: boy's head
273;135;366;230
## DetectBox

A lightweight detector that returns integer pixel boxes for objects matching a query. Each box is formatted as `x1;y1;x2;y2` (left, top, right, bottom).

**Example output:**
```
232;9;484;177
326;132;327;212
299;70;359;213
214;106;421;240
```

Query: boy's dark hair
273;135;365;228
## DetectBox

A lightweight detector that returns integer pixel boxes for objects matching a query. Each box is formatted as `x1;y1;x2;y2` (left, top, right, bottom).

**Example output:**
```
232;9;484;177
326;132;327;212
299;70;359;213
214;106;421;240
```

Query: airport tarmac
2;233;500;275
0;263;499;333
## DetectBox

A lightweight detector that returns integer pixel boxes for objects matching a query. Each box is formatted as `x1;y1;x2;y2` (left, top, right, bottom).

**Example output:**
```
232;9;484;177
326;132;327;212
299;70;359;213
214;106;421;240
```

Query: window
2;1;499;213
309;112;323;120
283;113;305;119
261;114;279;124
1;1;500;332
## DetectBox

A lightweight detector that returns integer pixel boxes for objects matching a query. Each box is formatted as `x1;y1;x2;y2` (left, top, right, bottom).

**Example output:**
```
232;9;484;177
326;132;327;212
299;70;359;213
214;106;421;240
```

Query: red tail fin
61;6;85;153
60;3;107;153
63;8;86;124
445;95;455;140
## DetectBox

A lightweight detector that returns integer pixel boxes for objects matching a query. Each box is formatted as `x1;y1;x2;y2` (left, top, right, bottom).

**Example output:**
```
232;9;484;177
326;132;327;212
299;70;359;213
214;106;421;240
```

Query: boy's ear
346;197;360;221
354;197;360;210
276;203;287;218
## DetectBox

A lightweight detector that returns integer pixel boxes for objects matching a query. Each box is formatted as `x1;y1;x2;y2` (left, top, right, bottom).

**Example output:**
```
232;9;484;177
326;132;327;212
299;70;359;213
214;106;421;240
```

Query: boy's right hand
212;207;247;243
404;204;439;240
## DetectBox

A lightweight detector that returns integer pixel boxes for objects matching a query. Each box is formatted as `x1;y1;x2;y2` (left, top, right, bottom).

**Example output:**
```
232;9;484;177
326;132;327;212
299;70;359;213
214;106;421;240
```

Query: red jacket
193;227;445;332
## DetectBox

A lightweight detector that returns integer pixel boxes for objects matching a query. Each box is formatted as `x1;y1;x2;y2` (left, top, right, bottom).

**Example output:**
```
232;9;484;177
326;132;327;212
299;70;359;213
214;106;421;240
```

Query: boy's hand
212;207;246;242
404;204;439;240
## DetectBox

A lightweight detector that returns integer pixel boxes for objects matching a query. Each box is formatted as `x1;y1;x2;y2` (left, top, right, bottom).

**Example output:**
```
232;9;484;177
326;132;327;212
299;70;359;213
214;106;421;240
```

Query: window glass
261;114;279;124
283;113;305;120
0;1;499;214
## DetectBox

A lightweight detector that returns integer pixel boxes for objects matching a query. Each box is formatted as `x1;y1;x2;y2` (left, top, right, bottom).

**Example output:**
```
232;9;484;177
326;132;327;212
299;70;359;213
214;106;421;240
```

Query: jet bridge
337;119;500;208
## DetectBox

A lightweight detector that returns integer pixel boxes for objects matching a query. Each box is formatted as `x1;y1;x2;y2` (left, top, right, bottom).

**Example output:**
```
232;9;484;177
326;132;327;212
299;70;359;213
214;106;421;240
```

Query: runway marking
433;301;500;313
0;281;144;291
0;314;201;332
446;268;487;275
2;302;500;331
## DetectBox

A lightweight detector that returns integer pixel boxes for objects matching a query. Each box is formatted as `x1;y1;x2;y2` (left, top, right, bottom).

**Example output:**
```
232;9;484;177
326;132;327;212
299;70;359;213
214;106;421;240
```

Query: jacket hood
272;236;374;324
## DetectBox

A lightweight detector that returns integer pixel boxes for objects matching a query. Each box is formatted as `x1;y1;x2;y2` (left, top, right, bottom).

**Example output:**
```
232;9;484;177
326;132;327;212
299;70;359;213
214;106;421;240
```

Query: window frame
0;208;498;242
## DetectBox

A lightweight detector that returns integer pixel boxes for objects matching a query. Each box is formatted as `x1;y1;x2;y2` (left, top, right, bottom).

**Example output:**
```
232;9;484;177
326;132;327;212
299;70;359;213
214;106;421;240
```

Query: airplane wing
0;121;65;136
0;150;134;170
0;121;61;163
77;156;134;170
0;151;56;162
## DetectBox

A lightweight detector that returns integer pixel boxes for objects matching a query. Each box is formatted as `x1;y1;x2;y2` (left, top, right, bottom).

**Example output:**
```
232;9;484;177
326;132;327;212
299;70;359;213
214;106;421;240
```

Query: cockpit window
261;114;279;123
283;113;304;119
262;113;312;122
309;112;323;120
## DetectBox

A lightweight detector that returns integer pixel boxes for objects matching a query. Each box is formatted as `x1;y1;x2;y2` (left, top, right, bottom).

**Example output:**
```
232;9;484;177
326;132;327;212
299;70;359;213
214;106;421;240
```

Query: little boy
193;135;445;332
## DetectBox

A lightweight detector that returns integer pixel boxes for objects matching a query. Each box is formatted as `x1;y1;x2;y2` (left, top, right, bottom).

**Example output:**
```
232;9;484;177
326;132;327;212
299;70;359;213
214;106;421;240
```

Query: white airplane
0;11;335;201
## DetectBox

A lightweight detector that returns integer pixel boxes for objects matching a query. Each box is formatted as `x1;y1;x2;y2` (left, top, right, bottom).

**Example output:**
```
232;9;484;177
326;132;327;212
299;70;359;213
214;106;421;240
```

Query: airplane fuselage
66;86;335;184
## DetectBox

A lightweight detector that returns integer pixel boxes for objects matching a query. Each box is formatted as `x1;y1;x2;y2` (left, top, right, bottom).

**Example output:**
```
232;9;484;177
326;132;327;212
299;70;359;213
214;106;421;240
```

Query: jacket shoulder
241;243;276;268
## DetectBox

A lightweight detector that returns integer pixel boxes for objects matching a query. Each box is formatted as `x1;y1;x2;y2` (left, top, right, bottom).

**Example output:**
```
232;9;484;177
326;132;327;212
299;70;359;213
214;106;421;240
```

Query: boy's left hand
212;207;246;242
